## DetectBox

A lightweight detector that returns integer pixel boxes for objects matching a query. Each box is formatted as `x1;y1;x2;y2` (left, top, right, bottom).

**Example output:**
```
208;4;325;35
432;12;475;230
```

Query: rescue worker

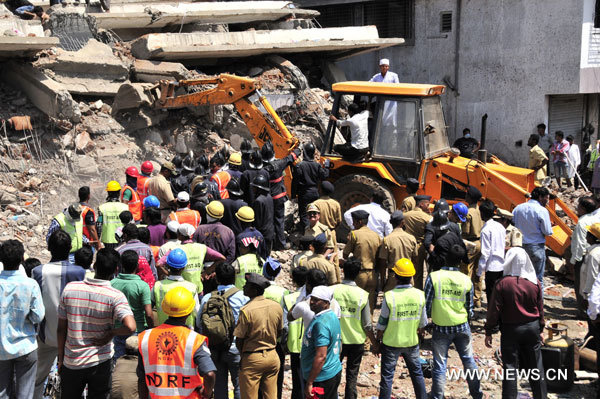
236;206;268;260
262;141;301;250
251;174;275;256
377;210;418;292
376;258;427;399
240;139;253;172
193;201;236;263
232;230;265;290
138;286;216;399
234;273;283;399
98;180;129;250
292;142;329;232
48;203;85;256
462;186;484;307
227;152;243;181
190;182;210;224
79;186;100;250
333;257;376;399
121;166;143;222
495;208;523;249
403;195;432;290
137;160;154;201
148;161;178;223
291;236;313;272
304;203;338;280
300;233;339;286
240;150;269;205
169;191;201;229
425;199;464;271
221;179;247;236
312;181;342;246
425;244;483;399
400;178;420;212
342;210;382;314
152;248;200;327
210;152;231;199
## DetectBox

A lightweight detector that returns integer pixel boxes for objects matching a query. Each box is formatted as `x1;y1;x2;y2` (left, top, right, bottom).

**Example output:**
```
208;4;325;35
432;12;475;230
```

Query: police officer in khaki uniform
299;233;339;285
461;186;484;307
400;178;420;212
304;203;339;281
313;181;342;244
402;195;432;290
342;210;382;314
495;208;523;249
235;273;283;399
377;210;418;292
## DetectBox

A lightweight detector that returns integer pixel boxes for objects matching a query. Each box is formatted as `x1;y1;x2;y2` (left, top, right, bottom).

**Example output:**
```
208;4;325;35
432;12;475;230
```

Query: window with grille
440;11;452;33
311;0;414;40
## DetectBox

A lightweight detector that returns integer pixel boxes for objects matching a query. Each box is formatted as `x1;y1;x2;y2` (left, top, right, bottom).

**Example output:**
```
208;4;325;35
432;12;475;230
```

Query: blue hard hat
452;202;468;223
143;195;160;208
166;248;187;269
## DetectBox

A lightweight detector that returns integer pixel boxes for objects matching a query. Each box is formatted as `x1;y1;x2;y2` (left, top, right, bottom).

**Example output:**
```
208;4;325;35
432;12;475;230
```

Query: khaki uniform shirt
305;221;335;249
234;296;283;353
313;197;342;231
403;208;432;242
300;254;339;285
401;196;416;212
529;145;548;183
147;174;174;209
343;225;382;270
378;227;418;267
462;205;483;241
506;224;523;248
292;250;313;272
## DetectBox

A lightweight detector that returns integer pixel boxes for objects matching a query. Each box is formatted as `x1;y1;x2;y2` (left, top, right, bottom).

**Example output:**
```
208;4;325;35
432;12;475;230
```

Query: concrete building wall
337;0;584;165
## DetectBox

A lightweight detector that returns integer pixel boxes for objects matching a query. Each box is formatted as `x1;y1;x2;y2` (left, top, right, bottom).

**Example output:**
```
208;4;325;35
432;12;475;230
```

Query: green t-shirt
122;188;133;201
111;273;151;332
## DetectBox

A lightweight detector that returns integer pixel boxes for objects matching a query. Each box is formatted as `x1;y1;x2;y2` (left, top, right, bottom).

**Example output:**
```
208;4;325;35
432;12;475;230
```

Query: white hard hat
178;223;195;237
166;220;180;233
379;58;390;66
177;191;190;202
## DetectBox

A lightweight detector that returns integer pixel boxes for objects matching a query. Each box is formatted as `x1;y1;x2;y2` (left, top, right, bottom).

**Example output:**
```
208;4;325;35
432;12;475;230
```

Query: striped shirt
58;277;133;369
117;240;158;280
32;260;85;347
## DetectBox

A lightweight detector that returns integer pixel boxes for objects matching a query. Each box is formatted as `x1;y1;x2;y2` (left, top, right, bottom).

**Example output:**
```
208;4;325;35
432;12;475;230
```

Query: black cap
407;178;419;191
467;186;482;201
390;210;404;223
414;195;432;203
321;181;335;195
351;210;370;220
299;235;314;244
244;272;270;289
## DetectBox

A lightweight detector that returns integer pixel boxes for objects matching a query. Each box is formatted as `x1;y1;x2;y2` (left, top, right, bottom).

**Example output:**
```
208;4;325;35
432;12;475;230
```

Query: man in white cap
158;220;180;258
369;58;399;84
169;191;201;229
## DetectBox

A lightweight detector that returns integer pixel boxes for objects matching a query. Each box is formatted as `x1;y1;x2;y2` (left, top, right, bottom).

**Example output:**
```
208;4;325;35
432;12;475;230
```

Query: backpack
201;287;239;350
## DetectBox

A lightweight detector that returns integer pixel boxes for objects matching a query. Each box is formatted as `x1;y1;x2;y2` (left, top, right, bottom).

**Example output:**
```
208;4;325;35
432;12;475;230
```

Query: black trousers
340;343;364;399
308;371;342;399
484;271;504;305
290;353;303;399
500;321;547;399
298;193;319;232
273;196;287;249
333;143;368;159
60;359;112;399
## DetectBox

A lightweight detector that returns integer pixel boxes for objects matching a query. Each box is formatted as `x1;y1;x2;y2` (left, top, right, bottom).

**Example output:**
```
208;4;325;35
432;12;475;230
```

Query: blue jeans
0;350;37;399
379;344;426;399
212;347;241;399
113;333;136;361
431;328;483;399
523;243;546;289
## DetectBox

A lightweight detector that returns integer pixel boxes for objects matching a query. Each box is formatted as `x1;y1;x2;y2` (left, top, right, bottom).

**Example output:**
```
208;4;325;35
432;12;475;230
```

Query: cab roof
332;81;446;96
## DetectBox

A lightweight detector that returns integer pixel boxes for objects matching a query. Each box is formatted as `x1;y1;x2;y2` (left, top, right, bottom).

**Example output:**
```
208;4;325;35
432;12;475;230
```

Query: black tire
332;174;396;243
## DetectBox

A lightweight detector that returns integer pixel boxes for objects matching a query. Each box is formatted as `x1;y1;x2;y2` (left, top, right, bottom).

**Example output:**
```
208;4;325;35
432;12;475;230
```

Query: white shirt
369;71;399;83
477;219;506;275
291;297;341;330
588;265;600;320
343;203;393;238
567;144;581;178
570;213;600;264
581;244;600;298
336;110;369;150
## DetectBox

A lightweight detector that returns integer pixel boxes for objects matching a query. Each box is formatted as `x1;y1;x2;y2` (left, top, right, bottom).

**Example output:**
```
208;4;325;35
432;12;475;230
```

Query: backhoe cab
322;81;575;255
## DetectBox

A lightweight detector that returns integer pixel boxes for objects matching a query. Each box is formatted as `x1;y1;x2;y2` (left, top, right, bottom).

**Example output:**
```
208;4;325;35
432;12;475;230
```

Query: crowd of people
0;134;596;399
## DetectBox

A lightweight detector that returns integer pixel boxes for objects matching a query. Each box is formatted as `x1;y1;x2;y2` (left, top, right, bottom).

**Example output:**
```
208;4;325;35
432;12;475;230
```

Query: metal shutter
549;95;584;140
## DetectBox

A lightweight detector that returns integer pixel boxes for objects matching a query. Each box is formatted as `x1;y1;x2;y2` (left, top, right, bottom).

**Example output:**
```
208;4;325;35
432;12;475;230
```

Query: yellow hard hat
235;206;255;223
106;180;121;192
392;258;415;277
206;201;224;219
587;223;600;240
161;286;195;318
229;152;242;166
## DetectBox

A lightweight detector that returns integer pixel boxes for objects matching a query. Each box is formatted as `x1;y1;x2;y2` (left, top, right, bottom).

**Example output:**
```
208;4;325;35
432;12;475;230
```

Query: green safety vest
264;284;289;305
382;287;425;348
589;148;600;171
431;269;472;326
54;212;83;253
99;201;129;244
333;283;369;345
234;254;264;289
153;279;198;327
283;291;303;353
179;243;207;293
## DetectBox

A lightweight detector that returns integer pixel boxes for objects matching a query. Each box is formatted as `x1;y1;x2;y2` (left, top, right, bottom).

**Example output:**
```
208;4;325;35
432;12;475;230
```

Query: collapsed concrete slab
91;1;318;30
130;26;404;62
133;60;190;83
1;61;81;122
0;37;60;58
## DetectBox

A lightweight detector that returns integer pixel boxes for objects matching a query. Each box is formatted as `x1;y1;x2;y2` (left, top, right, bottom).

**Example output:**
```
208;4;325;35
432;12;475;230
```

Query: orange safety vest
120;185;143;221
151;245;160;262
139;325;206;399
138;175;151;201
81;205;96;240
211;171;230;199
169;209;201;229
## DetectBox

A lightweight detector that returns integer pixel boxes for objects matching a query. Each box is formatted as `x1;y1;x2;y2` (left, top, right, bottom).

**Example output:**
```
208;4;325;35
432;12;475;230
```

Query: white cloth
291;297;341;330
587;274;600;319
336;110;369;150
567;144;581;178
502;247;538;285
570;213;600;264
369;71;399;83
343;202;393;238
581;244;600;298
477;219;506;275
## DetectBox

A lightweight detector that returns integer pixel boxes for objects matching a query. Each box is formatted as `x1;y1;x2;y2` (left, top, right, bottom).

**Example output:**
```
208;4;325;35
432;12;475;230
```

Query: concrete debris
268;55;309;90
0;37;60;58
74;131;95;153
80;112;124;135
133;59;191;83
46;6;99;51
112;82;155;112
